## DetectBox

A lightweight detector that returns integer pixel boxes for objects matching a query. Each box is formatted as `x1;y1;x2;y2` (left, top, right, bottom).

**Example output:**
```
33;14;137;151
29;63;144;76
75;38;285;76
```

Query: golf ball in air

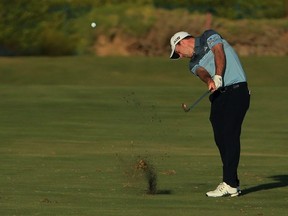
91;22;96;28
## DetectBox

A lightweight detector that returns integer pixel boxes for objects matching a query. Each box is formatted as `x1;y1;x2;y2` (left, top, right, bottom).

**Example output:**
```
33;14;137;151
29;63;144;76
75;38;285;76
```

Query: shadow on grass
156;190;173;195
146;189;173;195
242;175;288;195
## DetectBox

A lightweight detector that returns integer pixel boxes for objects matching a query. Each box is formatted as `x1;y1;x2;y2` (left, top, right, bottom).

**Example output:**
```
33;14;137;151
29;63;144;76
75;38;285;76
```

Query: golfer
170;29;250;197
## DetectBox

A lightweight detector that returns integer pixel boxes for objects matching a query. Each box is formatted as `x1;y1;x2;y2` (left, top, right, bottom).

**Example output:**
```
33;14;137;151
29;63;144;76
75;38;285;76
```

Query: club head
181;103;190;112
181;90;210;113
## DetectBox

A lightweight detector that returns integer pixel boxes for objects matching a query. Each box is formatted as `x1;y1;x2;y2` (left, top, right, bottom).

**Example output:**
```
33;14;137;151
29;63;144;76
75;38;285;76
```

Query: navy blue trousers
209;82;250;188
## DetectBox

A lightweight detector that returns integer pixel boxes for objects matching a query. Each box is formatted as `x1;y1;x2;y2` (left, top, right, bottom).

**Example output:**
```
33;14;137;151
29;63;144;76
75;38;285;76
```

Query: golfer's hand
208;79;217;92
213;75;222;89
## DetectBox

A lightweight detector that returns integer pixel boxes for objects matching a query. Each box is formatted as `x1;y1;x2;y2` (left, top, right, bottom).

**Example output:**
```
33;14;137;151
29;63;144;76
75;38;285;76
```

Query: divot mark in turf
41;198;58;204
136;159;157;194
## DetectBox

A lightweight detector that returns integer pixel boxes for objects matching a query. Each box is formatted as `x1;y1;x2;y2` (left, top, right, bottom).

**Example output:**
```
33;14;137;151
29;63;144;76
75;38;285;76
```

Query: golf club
181;90;210;112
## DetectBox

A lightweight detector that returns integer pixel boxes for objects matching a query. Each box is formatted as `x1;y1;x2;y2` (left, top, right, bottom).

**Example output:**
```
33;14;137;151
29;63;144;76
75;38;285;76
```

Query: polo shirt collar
194;37;201;55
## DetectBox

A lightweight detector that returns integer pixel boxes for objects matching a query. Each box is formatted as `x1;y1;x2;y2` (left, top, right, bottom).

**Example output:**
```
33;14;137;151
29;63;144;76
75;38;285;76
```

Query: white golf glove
213;75;223;89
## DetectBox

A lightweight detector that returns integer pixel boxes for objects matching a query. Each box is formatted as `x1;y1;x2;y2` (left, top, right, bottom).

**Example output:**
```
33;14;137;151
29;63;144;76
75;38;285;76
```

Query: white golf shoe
206;182;240;197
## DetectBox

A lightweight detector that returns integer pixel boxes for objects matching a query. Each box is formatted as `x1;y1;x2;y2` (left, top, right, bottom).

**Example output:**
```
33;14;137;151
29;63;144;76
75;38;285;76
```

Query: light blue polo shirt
189;30;247;86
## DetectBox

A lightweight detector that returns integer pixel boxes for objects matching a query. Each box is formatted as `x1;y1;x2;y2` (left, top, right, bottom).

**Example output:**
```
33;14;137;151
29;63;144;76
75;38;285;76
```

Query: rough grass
0;56;287;216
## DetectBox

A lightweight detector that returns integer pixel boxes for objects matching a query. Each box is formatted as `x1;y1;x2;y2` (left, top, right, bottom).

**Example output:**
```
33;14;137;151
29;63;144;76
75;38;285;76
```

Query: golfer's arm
196;67;214;90
211;43;226;77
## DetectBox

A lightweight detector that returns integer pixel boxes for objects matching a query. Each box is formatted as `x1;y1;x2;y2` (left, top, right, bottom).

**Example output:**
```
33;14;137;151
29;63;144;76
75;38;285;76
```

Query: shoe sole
206;191;241;198
230;192;240;197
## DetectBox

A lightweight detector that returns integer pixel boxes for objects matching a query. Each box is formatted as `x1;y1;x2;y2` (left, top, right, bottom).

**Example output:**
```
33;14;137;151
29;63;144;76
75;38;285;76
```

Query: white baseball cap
170;31;191;59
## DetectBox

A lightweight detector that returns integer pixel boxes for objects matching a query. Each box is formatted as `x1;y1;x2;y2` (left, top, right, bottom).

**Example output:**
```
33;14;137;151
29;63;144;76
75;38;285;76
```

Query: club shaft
185;90;210;111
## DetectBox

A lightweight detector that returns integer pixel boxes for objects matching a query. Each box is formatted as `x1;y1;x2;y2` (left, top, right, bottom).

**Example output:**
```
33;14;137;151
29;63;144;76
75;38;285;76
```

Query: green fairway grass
0;56;287;215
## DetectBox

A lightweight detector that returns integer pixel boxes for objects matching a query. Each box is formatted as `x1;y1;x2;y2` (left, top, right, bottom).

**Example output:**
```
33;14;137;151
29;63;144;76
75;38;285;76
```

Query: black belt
219;82;247;93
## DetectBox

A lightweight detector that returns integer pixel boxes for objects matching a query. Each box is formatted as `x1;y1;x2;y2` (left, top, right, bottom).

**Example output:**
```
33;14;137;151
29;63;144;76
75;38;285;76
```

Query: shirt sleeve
190;64;200;75
206;33;223;49
189;57;201;76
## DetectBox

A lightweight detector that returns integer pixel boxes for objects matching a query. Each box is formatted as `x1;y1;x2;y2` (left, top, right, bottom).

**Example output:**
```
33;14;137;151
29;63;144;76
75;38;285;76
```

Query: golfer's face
175;40;193;58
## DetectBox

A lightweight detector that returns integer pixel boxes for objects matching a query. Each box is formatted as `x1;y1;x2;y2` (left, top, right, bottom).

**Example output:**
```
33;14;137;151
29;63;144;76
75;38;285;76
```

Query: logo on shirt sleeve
207;34;222;49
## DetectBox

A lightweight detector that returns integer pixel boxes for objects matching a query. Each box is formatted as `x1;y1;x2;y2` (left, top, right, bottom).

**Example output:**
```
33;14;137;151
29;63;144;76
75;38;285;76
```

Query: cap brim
170;52;180;59
170;48;180;59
